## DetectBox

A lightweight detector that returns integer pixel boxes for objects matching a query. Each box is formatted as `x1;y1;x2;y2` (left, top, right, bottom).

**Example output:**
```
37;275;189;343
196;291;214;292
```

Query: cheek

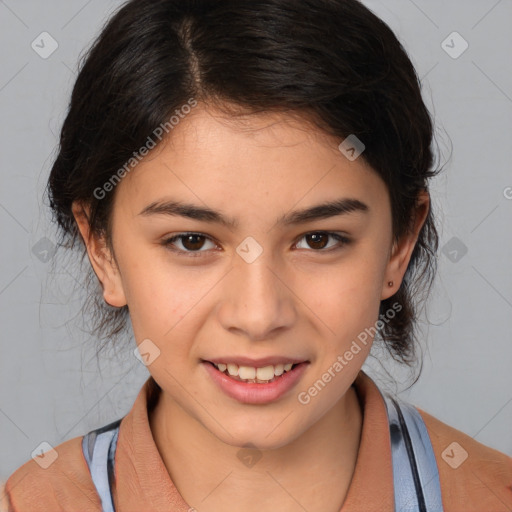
119;252;218;358
116;250;181;335
296;249;386;344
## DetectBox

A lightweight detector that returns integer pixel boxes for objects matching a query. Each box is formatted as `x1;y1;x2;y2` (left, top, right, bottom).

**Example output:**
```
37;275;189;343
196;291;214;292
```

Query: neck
149;383;363;512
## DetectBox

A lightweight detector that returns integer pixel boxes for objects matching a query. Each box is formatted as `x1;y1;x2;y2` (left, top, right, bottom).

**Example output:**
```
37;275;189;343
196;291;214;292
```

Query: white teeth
227;363;239;376
256;365;275;381
274;363;284;376
213;362;298;381
238;366;256;379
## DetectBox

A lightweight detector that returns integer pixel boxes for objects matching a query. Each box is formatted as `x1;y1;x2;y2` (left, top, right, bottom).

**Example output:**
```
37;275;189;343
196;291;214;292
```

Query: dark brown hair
47;0;440;367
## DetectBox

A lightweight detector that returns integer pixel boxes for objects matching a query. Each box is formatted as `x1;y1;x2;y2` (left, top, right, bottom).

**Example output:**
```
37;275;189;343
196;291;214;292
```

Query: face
75;104;427;450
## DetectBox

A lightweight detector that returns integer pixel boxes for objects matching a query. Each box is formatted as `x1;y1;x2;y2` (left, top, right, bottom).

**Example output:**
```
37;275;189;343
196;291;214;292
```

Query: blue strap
382;393;444;512
82;418;122;512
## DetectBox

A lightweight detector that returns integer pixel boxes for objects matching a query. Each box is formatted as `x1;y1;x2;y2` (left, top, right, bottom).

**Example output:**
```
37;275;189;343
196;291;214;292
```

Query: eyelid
161;231;351;257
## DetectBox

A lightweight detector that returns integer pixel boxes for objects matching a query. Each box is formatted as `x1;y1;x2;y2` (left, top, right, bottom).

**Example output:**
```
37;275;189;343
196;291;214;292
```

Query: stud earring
387;281;394;287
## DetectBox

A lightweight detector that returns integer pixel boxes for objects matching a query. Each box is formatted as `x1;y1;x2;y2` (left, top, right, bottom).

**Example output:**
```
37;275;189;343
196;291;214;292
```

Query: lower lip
202;361;309;404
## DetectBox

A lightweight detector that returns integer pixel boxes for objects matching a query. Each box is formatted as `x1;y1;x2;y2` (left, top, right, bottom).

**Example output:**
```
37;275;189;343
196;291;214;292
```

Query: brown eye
295;231;351;252
162;231;350;258
180;234;207;251
305;232;329;250
162;233;217;257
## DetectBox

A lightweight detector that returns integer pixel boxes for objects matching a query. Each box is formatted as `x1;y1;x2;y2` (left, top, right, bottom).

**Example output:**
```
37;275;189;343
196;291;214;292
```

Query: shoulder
417;406;512;511
1;481;8;512
3;435;101;512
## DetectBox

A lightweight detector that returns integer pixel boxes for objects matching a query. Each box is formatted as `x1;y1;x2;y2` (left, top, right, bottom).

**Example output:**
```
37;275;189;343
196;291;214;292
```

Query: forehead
112;104;388;222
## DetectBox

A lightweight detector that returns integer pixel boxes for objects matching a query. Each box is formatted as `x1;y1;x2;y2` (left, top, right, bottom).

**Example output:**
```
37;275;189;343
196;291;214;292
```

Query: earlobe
380;237;409;300
71;202;127;308
381;190;430;301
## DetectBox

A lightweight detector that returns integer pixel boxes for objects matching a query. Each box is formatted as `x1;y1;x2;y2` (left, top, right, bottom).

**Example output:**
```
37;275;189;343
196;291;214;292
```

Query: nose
217;252;296;341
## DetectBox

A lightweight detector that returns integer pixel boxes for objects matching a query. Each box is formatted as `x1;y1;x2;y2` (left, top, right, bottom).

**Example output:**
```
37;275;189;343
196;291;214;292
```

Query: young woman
3;0;512;511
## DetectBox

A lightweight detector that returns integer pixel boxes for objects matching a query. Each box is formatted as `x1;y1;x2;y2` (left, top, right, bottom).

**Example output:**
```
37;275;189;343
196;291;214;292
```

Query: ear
381;190;430;300
71;201;127;308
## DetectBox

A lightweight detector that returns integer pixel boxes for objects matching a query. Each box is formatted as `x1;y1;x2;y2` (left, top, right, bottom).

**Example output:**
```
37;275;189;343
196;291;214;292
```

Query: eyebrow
138;197;369;229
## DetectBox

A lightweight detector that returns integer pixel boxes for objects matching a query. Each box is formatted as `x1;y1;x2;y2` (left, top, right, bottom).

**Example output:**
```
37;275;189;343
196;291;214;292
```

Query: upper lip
204;356;308;368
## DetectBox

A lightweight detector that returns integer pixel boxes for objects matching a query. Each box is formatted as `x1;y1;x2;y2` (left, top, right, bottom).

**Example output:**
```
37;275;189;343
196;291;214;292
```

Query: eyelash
161;231;351;258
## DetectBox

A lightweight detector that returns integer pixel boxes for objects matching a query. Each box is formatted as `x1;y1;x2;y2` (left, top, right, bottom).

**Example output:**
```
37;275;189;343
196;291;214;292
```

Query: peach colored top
3;370;512;511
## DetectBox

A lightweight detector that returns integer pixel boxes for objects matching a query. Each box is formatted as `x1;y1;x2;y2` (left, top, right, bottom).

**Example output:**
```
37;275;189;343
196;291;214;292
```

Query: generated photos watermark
297;302;402;405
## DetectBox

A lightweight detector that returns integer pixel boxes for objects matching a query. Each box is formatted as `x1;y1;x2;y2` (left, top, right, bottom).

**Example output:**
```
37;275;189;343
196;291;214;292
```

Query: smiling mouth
205;361;302;384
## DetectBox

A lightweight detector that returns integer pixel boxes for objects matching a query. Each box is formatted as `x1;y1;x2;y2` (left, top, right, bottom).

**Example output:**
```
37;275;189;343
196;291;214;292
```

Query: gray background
1;0;511;483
